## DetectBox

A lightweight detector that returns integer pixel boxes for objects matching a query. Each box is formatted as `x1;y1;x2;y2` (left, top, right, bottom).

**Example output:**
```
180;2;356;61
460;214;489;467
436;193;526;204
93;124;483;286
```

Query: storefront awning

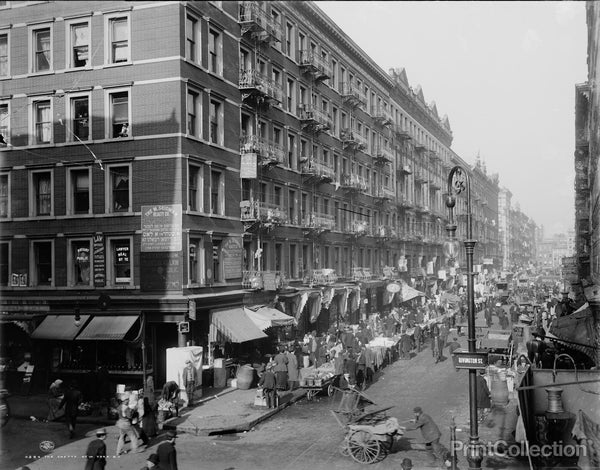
400;284;426;303
76;315;139;341
210;307;267;343
31;315;91;340
245;306;296;331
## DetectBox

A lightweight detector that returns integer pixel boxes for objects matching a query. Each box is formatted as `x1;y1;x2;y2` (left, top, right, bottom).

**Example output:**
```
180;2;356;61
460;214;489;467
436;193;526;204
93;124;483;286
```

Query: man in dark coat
157;430;178;470
258;364;277;408
413;324;422;352
430;323;441;363
405;406;448;465
59;380;82;438
476;371;491;420
84;428;107;470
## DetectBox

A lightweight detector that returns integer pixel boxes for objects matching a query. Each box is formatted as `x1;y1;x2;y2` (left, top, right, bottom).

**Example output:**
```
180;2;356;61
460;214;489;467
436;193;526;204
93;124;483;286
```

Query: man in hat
84;428;107;470
476;370;491;422
58;380;81;438
258;363;277;408
406;406;448;465
157;430;178;470
182;359;197;407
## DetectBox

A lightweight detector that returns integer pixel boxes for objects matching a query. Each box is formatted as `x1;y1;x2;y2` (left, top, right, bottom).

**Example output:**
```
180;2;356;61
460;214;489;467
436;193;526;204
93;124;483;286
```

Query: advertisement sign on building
141;205;182;252
240;153;258;179
93;233;105;287
140;252;182;292
222;236;243;280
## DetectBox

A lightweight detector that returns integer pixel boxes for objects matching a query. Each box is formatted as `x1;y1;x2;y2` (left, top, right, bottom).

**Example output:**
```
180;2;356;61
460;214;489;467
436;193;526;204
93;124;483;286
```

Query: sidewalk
161;386;307;436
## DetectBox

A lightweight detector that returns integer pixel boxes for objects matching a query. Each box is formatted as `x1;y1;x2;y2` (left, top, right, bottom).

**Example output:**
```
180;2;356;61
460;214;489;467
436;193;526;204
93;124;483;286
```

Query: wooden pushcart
300;375;336;401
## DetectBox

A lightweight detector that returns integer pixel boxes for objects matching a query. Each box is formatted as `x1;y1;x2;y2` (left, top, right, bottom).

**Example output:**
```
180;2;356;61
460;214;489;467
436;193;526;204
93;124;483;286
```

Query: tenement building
0;1;502;389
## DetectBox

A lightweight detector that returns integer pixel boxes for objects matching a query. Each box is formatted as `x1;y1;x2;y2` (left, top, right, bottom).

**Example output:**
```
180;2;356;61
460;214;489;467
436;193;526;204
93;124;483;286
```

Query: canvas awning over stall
76;315;139;341
210;307;267;343
244;306;296;331
31;315;91;340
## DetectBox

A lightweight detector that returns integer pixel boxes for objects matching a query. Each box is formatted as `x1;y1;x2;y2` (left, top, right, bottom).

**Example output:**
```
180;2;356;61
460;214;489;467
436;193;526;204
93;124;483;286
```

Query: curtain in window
35;30;51;70
72;24;89;60
38;175;51;214
36;103;51;142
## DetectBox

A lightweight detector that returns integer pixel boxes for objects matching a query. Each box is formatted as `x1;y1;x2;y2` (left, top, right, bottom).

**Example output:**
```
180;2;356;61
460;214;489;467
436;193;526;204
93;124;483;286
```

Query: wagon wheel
306;389;317;401
347;430;381;464
327;383;335;397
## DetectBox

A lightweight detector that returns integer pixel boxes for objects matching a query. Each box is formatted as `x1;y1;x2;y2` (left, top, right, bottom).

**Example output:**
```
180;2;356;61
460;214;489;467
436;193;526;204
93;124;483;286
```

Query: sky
317;1;587;237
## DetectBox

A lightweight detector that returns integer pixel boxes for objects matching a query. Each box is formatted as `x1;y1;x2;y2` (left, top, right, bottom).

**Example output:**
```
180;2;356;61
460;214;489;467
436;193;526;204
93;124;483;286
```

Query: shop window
31;240;53;286
68;168;91;214
0;33;8;77
31;26;51;72
0;242;8;286
107;15;130;64
69;239;92;286
68;21;90;68
0;173;8;218
109;238;132;286
188;238;205;285
70;96;90;140
188;164;203;212
30;170;53;216
32;99;52;144
108;90;129;138
107;165;130;213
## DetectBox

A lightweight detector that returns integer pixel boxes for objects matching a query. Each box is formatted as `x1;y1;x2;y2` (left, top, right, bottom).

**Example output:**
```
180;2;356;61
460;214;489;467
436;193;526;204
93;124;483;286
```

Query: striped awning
31;315;90;340
76;316;139;341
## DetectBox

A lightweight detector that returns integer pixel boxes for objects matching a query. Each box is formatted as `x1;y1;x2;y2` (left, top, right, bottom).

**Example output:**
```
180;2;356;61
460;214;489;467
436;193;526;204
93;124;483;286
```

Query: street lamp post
444;165;483;469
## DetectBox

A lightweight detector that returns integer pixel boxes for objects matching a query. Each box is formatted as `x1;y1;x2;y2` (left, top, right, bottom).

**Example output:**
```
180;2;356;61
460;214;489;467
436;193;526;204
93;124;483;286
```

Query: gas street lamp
445;165;483;469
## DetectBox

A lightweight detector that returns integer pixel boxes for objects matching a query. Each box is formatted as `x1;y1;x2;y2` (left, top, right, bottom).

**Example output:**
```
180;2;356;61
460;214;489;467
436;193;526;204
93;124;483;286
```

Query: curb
162;389;307;436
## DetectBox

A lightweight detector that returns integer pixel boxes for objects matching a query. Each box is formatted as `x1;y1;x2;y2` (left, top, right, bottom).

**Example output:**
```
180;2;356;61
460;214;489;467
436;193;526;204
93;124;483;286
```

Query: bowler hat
413;406;422;413
166;430;177;438
96;428;107;436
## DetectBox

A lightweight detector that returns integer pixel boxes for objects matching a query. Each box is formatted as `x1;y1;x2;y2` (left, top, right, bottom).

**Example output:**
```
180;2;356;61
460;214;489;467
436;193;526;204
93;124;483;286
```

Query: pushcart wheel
348;430;381;464
306;390;316;401
327;384;334;397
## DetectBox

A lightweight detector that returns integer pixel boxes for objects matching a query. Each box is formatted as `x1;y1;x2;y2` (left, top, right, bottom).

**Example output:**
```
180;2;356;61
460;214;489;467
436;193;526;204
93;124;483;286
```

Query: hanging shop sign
178;321;190;334
141;204;182;252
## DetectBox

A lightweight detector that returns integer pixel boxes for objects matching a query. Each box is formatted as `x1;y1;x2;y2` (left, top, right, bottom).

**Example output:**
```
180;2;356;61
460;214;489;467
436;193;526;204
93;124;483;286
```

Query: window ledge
27;70;55;78
103;61;133;68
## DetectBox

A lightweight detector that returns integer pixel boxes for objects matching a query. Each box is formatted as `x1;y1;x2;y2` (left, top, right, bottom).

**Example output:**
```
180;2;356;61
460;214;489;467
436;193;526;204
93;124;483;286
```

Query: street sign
178;321;190;334
452;350;488;370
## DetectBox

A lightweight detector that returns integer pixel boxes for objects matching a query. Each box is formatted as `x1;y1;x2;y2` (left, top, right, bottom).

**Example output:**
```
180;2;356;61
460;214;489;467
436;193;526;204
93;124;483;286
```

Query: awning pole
142;312;147;395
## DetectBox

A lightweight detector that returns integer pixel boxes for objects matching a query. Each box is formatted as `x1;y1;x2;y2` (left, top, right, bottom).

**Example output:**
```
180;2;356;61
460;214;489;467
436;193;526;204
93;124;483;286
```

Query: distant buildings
537;231;575;273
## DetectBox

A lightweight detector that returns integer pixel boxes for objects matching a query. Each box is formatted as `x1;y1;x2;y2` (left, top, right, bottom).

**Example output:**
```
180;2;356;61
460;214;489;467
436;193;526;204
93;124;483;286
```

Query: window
68;21;90;68
298;31;306;62
187;88;201;137
188;238;204;285
33;99;52;144
271;8;281;50
330;58;337;90
208;28;222;75
209;98;223;145
31;241;53;286
108;90;129;138
0;102;7;141
289;244;297;279
70;96;89;140
275;243;282;272
188;164;203;211
0;33;8;77
107;15;130;64
109;238;132;285
186;14;200;63
288;189;296;224
0;173;8;218
287;133;296;169
332;106;338;135
272;68;282;106
32;26;51;72
0;242;8;286
69;168;91;214
30;170;52;216
69;239;92;286
273;185;282;206
107;165;130;212
286;77;296;113
285;22;295;57
210;169;223;215
211;239;223;283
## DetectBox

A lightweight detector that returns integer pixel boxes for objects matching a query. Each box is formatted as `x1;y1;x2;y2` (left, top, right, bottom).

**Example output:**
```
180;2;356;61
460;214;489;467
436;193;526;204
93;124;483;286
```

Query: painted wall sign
141;204;182;252
222;236;243;280
93;233;105;287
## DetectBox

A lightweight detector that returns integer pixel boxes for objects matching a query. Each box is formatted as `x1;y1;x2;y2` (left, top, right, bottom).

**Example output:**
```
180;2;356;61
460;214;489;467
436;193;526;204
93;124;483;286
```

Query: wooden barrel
490;369;509;406
236;365;254;390
213;366;227;388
